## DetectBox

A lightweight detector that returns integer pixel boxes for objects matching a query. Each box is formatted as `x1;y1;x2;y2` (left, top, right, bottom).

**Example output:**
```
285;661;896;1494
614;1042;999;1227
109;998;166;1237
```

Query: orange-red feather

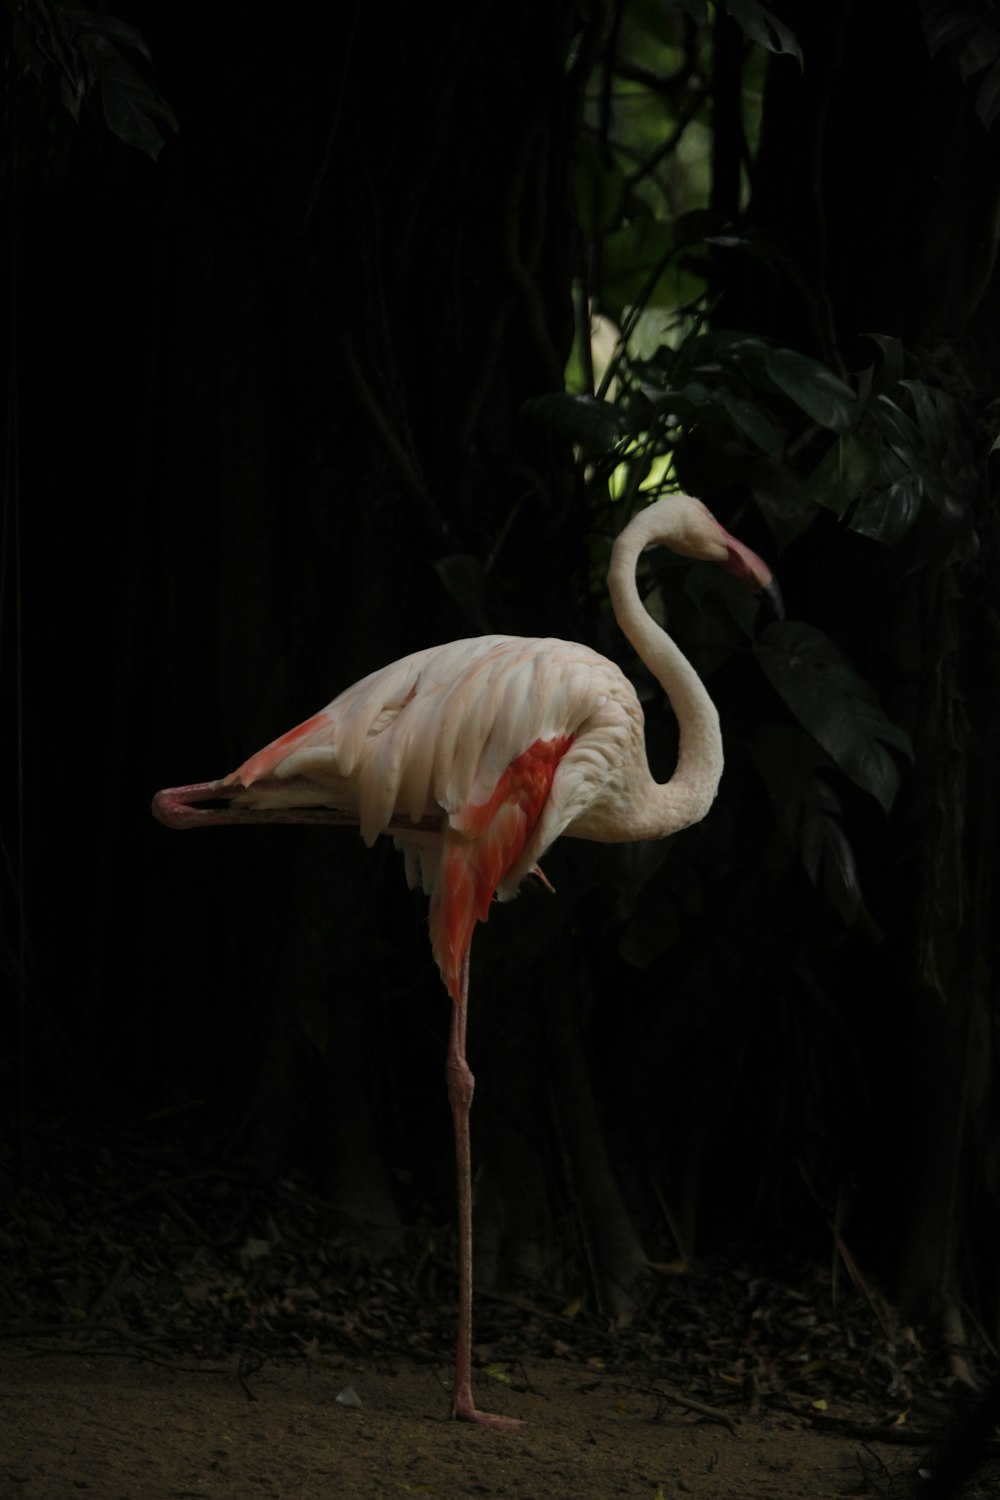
431;736;574;1004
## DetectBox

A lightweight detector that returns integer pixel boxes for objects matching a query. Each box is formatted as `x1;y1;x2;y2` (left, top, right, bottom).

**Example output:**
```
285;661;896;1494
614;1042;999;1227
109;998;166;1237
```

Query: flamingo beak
152;780;433;834
719;530;783;617
151;779;356;829
152;782;234;828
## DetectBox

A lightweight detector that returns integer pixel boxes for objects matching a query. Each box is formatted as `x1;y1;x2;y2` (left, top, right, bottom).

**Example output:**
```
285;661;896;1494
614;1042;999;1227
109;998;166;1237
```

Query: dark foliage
3;0;1000;1397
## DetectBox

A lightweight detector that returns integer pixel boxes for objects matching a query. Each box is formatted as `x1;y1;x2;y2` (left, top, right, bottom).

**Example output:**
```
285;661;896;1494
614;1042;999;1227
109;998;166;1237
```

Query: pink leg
445;950;524;1431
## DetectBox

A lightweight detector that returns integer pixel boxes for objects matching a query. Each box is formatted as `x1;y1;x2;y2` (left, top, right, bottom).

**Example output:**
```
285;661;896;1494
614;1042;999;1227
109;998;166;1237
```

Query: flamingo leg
445;949;524;1431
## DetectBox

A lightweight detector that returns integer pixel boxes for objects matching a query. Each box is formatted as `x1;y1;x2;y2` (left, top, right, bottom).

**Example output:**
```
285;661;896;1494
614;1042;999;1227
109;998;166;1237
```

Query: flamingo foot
451;1393;525;1431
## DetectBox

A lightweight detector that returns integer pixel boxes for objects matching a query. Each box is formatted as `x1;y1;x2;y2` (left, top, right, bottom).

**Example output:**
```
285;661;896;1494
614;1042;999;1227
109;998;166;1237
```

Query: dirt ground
3;1120;997;1499
0;1345;919;1500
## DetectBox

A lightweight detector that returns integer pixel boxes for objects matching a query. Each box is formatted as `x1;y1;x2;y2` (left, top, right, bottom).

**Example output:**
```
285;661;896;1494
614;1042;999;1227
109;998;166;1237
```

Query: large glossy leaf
898;379;947;457
922;3;1000;121
645;390;697;426
524;392;632;453
959;24;1000;79
711;388;783;458
871;393;922;465
750;464;816;547
753;621;912;812
96;44;178;159
805;432;880;515
762;348;858;432
750;725;863;923
682;558;766;641
680;329;775;377
64;1;152;59
11;0;177;157
722;0;803;65
851;475;929;543
862;333;906;393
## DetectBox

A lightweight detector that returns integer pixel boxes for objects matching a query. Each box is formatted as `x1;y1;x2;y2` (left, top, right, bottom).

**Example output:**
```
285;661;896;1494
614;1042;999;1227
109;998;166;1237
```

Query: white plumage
153;493;774;1430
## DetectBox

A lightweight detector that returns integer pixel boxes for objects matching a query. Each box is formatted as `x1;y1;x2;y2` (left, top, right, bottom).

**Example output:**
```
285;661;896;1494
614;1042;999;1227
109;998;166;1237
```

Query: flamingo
153;494;774;1430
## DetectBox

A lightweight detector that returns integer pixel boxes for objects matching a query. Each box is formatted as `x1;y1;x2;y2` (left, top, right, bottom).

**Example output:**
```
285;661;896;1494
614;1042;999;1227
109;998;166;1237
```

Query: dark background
4;0;1000;1354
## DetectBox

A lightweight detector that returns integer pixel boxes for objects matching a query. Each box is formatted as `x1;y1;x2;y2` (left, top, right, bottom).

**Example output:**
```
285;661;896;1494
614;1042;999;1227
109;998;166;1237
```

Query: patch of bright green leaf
609;446;676;500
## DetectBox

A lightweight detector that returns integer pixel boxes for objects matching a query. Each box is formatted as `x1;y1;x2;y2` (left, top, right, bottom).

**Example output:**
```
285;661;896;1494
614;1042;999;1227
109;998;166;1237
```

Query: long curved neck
607;507;724;838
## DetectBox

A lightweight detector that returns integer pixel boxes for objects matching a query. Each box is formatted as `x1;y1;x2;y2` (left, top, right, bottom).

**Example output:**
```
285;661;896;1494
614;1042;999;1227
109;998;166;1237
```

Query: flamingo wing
224;634;645;999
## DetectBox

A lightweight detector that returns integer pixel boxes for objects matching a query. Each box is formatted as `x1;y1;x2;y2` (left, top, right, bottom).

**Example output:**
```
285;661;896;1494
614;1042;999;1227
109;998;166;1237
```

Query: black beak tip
761;577;784;621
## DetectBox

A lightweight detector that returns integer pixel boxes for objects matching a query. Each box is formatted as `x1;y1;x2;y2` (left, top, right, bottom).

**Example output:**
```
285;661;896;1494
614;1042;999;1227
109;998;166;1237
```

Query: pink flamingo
153;494;773;1429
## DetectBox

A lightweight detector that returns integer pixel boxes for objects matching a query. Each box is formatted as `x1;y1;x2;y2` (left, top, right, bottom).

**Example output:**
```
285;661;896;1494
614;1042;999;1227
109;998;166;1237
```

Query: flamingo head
646;495;781;610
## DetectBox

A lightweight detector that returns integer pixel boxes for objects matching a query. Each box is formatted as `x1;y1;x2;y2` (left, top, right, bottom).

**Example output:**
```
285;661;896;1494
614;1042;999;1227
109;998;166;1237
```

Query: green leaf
898;379;947;457
750;464;816;547
88;39;179;158
645;390;697;426
862;333;906;391
574;138;628;237
711;388;783;458
750;725;863;923
761;347;858;432
871;393;922;465
850;474;931;544
805;432;880;515
65;2;153;59
616;445;656;507
682;558;766;640
753;621;912;812
959;25;1000;79
523;392;632;453
602;219;675;308
722;0;803;65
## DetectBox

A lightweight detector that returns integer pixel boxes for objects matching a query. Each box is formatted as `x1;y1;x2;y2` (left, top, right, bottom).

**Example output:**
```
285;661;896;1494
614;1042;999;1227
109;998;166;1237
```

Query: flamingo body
152;494;775;1430
222;634;653;1002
